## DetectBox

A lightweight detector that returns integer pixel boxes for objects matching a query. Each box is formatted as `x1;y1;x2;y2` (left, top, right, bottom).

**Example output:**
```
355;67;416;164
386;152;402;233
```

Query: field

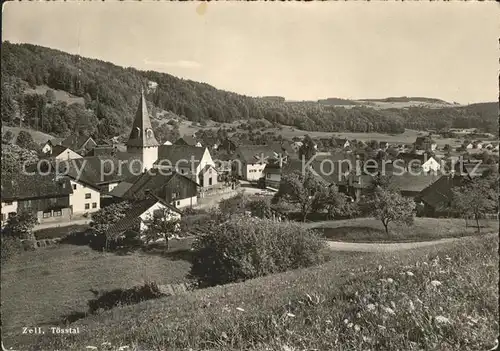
1;244;192;347
17;234;498;351
308;217;499;243
24;85;85;106
171;117;485;148
1;126;55;145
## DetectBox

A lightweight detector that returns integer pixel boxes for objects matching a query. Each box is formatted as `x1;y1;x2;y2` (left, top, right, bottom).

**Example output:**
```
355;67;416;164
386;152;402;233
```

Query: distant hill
317;98;360;106
361;96;452;104
1;42;497;140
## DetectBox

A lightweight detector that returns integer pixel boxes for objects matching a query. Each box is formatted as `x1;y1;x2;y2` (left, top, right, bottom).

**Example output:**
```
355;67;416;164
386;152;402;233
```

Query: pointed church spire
126;88;159;148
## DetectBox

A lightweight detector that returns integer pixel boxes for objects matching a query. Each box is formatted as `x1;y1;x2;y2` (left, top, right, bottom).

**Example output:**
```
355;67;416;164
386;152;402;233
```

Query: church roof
126;89;159;148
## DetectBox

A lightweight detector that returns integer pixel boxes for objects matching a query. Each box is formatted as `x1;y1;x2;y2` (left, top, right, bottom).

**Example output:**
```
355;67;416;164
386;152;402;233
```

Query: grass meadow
309;217;499;243
1;244;192;348
9;234;498;351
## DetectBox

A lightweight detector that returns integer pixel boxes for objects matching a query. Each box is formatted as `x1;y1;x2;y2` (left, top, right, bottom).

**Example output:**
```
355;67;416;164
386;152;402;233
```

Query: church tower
126;88;159;171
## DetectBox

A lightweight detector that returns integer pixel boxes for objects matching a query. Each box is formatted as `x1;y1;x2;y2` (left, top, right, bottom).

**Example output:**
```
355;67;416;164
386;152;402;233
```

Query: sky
2;1;499;104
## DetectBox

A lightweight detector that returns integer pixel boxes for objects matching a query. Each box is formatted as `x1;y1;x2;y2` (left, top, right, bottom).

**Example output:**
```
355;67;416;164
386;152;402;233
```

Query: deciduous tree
369;188;416;234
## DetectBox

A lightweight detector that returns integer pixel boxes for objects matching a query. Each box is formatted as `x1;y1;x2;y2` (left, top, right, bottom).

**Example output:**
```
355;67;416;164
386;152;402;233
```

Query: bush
1;236;23;264
88;281;164;314
190;217;326;287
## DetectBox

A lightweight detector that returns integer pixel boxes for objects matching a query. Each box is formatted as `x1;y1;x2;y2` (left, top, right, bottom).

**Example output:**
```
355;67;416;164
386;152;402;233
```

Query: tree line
2;42;497;142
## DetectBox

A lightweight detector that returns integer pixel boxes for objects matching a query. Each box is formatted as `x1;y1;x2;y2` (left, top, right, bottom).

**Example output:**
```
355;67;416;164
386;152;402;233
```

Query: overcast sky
2;2;499;103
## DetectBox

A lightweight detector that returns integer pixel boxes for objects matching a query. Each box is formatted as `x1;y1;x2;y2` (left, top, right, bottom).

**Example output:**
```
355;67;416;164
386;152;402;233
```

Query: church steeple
126;88;159;148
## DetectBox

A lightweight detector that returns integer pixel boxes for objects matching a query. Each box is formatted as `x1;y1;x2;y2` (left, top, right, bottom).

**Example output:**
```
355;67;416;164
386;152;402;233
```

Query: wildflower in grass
383;307;395;315
378;265;382;271
362;336;372;342
118;347;130;351
101;342;112;346
387;278;394;284
347;322;353;328
406;271;414;276
390;301;396;309
434;315;451;325
343;318;349;324
415;297;423;304
85;347;97;350
356;312;361;318
236;307;245;312
354;324;361;332
286;313;295;318
422;262;428;265
408;300;415;311
366;303;376;311
430;280;442;287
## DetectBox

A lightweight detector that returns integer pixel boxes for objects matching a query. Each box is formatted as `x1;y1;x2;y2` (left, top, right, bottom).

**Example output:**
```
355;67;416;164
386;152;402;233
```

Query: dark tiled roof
51;145;70;157
48;137;64;146
175;136;198;146
155;145;207;170
61;135;94;151
87;146;117;157
235;145;286;163
121;169;198;201
55;155;143;188
108;182;134;198
1;174;73;201
107;195;182;239
420;175;466;210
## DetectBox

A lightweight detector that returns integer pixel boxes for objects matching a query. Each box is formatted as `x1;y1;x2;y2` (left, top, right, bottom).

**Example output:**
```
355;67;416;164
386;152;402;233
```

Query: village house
175;135;202;147
233;145;289;181
414;135;437;152
60;135;98;156
217;137;240;154
154;145;218;189
119;169;199;209
41;137;65;154
472;141;483;149
419;174;466;217
290;141;303;153
106;194;183;242
1;174;74;226
396;152;441;173
43;144;83;161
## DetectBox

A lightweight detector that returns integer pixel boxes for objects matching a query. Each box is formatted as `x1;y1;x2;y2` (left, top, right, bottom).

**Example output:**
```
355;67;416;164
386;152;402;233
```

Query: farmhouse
44;144;83;161
396;153;441;173
60;135;97;156
419;174;466;217
41;137;65;154
1;174;73;226
233;145;289;181
175;136;202;147
106;195;183;241
120;169;199;209
154;145;218;189
414;136;437;152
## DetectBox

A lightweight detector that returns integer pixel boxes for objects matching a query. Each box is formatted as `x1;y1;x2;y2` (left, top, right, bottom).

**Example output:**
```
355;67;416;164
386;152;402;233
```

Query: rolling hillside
1;42;497;141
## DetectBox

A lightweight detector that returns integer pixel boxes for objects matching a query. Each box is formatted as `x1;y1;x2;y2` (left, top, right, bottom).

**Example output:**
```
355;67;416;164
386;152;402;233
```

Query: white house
233;146;288;181
291;141;303;153
1;200;18;227
68;179;101;216
163;140;173;145
106;196;182;241
421;157;441;173
154;145;218;189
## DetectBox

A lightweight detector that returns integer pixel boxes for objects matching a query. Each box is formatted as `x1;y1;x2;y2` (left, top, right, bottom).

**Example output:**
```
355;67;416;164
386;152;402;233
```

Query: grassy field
17;234;498;351
310;217;499;243
24;85;85;106
34;224;89;240
1;244;192;345
1;126;55;145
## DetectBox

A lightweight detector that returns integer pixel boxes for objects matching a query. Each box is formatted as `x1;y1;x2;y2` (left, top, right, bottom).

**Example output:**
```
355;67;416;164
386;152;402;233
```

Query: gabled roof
1;174;73;201
235;145;286;163
175;136;199;146
87;145;117;157
420;174;466;210
107;195;183;239
108;181;134;198
47;137;64;146
51;144;71;157
61;135;95;151
155;145;207;170
55;155;143;188
126;89;159;148
121;169;199;201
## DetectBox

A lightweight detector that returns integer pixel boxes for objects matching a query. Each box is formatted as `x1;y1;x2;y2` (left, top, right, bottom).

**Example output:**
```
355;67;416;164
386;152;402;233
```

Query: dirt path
33;218;91;231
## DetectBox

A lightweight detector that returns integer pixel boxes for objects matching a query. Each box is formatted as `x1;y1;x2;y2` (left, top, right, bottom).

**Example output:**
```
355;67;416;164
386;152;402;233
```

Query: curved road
304;221;497;252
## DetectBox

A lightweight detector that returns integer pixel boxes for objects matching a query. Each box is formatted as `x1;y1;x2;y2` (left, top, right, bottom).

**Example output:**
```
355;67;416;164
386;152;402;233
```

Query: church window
146;129;153;139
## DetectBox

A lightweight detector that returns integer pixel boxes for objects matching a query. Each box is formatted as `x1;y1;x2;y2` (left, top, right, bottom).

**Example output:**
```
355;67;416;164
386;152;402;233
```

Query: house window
92;202;97;209
5;201;12;206
209;178;212;186
73;184;77;190
53;210;62;217
172;192;178;199
181;169;185;174
85;203;90;210
43;211;52;218
267;174;271;178
85;193;91;199
177;201;180;206
8;212;16;218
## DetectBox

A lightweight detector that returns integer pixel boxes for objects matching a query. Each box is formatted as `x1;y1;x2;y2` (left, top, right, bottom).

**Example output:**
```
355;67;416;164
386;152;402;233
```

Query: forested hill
1;42;497;140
